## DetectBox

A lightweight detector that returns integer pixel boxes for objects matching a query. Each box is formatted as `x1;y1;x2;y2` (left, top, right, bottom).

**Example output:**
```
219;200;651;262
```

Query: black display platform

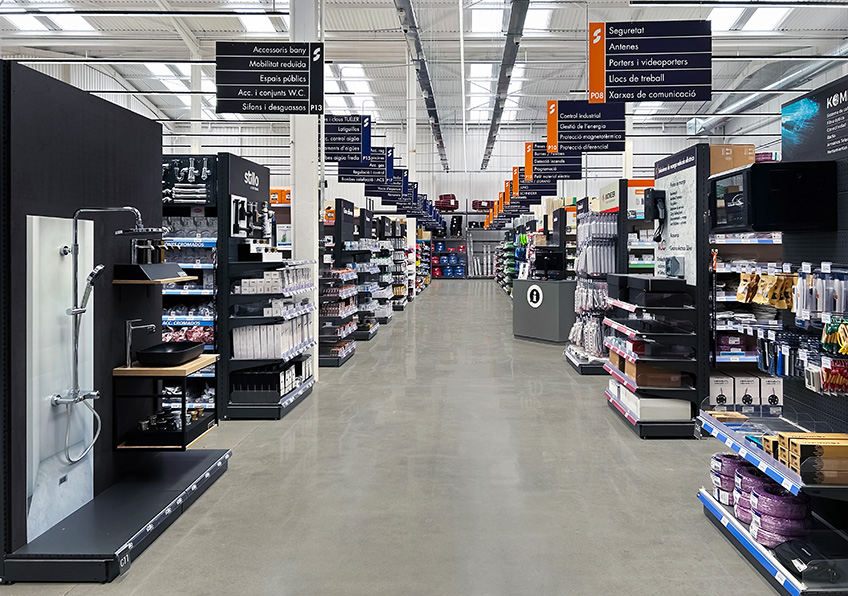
5;449;231;583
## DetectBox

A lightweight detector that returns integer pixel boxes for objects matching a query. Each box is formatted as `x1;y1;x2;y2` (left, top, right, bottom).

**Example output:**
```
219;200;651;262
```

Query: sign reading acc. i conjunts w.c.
588;20;711;103
216;42;324;114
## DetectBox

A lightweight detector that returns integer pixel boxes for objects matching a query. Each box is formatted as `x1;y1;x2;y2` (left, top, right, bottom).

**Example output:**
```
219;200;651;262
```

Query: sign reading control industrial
216;42;324;114
546;100;625;153
588;20;711;103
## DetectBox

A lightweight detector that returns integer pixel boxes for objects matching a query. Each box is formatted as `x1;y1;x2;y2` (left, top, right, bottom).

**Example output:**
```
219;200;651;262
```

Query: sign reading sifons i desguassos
216;42;324;115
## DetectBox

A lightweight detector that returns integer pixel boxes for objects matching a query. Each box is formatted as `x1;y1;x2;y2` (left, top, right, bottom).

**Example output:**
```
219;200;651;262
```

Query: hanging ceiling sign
525;142;582;182
216;42;324;115
338;146;393;184
546;100;625;153
513;167;558;202
588;20;711;104
324;114;371;162
365;168;407;204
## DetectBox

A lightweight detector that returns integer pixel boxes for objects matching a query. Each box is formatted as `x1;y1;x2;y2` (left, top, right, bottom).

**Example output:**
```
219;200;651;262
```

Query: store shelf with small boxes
602;274;701;438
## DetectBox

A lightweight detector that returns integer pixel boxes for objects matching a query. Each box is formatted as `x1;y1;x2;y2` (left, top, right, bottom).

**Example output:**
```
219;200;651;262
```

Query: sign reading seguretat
216;42;324;115
588;20;711;104
546;100;625;153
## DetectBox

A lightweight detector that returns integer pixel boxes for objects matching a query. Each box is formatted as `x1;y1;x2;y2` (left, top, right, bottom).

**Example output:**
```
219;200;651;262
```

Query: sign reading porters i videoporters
588;20;711;104
216;42;324;114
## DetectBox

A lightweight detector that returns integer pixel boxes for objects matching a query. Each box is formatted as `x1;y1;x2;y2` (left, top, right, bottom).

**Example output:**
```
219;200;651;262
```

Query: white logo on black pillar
527;284;544;308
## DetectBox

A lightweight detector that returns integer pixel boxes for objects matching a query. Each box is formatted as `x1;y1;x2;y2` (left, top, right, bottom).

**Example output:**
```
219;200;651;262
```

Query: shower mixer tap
201;158;211;181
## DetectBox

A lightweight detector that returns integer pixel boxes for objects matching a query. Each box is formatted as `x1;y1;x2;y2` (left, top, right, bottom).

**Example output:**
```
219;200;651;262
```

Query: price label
822;261;832;274
781;478;794;491
758;329;765;339
782;345;790;357
739;447;748;458
745;326;753;336
768;331;776;341
741;238;753;244
757;461;768;472
801;309;811;320
724;437;734;447
720;516;729;527
767;263;777;275
823;312;832;324
799;349;807;362
823;356;833;369
802;262;812;274
782;263;792;273
775;572;786;586
772;232;782;242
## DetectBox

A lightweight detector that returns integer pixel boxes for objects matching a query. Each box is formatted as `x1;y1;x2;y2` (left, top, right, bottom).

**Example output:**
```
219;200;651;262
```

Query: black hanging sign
216;42;324;115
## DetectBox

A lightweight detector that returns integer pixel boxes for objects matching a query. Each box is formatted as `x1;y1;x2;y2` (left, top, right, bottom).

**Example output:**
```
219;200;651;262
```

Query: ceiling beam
393;0;450;171
480;0;529;170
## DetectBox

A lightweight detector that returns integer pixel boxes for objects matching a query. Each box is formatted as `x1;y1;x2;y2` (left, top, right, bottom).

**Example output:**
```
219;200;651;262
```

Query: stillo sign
216;42;324;115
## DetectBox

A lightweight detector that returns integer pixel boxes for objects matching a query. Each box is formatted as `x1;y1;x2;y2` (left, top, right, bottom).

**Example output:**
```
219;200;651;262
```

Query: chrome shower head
114;226;165;236
79;264;105;311
86;264;105;285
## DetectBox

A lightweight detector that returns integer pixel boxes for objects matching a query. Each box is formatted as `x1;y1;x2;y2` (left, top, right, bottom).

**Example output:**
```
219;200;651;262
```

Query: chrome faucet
126;319;156;368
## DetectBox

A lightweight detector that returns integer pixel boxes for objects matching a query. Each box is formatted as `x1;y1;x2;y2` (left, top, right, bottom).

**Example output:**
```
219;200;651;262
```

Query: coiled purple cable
713;486;735;507
733;488;751;510
751;485;810;520
734;501;753;524
711;470;736;492
751;524;797;548
711;452;748;477
752;511;812;535
735;466;772;493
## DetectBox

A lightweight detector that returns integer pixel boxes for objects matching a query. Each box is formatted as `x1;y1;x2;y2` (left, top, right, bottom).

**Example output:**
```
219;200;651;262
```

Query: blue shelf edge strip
699;415;802;495
698;489;802;596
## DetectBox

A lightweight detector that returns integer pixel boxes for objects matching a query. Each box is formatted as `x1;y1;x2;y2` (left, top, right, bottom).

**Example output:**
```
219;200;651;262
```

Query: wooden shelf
113;353;219;377
113;276;198;285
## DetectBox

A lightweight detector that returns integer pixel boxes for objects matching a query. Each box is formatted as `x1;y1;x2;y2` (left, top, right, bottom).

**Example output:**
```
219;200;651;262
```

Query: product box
761;435;779;457
778;445;788;464
778;432;848;450
732;144;755;170
758;374;783;417
795;469;848;485
788;439;848;459
609;350;624;371
710;145;734;176
624;360;682;388
709;373;734;409
788;452;848;473
734;375;760;415
608;379;620;400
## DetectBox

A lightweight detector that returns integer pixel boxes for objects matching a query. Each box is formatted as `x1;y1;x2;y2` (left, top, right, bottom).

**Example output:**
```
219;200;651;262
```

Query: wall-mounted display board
546;100;625;153
338;146;394;184
216;42;324;115
588;20;711;103
524;142;582;182
782;71;848;161
324;114;371;162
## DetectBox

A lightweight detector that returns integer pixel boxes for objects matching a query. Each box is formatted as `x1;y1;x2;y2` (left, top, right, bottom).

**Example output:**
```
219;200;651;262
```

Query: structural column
406;57;418;257
291;0;321;373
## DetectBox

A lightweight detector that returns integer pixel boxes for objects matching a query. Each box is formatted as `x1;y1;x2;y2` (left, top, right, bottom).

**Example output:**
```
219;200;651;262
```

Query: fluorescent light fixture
742;7;791;31
346;80;372;95
709;7;744;31
471;8;502;33
340;64;367;79
469;63;492;79
523;9;551;31
325;79;340;93
147;63;174;77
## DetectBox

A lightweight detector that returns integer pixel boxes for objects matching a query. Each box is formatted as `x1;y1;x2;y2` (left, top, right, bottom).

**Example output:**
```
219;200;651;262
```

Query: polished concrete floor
14;280;775;595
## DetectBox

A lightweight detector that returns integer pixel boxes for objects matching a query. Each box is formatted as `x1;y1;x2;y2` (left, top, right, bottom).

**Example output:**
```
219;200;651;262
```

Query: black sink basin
136;342;205;367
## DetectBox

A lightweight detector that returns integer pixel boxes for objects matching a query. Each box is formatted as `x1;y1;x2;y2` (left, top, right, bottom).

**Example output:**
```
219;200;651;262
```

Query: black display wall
0;62;163;555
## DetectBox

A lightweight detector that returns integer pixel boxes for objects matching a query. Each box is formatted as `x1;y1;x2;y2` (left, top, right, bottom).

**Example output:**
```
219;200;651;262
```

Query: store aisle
16;280;772;596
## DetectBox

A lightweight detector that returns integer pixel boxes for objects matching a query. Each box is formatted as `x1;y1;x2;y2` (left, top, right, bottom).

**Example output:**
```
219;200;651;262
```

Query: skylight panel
523;10;551;31
346;80;372;95
742;7;791;31
469;63;493;80
471;9;502;33
709;7;744;31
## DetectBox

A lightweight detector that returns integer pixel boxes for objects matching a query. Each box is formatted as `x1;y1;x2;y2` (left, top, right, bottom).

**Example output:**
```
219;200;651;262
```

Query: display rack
431;237;468;279
215;154;316;420
467;228;502;279
415;236;431;294
319;198;359;367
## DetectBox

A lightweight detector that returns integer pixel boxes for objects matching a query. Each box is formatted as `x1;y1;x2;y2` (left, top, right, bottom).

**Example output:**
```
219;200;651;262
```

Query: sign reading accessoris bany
216;42;324;115
588;20;711;104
